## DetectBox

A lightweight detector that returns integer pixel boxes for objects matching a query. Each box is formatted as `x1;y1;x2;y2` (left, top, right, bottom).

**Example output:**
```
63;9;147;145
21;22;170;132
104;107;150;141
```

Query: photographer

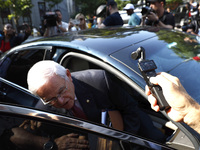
141;0;175;29
43;9;68;37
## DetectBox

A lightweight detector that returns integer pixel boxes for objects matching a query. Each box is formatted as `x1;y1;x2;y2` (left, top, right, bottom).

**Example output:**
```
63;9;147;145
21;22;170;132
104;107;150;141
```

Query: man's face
37;72;76;110
150;1;161;12
56;11;62;22
4;24;14;36
126;9;133;16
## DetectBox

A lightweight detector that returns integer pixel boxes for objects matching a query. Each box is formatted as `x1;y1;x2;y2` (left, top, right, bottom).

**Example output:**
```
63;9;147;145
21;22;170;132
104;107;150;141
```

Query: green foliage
166;0;183;5
115;0;139;10
74;0;105;16
43;0;63;10
0;0;33;25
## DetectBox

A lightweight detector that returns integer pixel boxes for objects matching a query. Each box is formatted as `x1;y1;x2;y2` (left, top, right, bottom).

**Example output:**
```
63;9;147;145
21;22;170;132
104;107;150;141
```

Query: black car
0;26;200;149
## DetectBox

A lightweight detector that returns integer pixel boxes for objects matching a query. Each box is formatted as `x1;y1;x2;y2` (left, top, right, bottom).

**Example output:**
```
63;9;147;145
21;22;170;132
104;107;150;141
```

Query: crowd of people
3;0;200;54
0;0;177;54
0;23;31;54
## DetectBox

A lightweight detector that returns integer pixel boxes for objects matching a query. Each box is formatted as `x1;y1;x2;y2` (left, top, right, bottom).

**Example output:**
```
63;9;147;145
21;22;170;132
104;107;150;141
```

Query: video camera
44;12;58;27
141;6;154;16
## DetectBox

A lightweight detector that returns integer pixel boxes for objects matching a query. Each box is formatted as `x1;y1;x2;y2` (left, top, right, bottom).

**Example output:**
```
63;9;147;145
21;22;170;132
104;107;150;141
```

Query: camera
44;12;58;27
141;6;154;16
131;47;170;110
70;19;80;25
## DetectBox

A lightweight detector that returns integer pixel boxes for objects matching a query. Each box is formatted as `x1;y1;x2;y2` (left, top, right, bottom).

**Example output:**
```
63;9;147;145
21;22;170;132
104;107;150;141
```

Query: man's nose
57;96;65;103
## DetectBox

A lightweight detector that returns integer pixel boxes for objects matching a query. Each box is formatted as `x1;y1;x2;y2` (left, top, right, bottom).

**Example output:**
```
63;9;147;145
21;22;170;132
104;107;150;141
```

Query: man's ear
66;69;72;81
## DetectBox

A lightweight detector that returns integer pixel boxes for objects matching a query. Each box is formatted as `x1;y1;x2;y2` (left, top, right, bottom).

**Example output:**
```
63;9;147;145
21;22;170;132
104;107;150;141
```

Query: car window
0;113;156;150
0;49;45;88
0;77;39;107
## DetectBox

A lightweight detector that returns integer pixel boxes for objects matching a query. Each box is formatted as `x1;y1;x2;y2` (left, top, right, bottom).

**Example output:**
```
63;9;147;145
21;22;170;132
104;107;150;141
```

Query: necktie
71;104;88;120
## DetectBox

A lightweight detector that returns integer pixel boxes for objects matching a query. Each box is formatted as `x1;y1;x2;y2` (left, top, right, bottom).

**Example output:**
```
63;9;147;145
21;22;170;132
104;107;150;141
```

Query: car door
0;46;53;107
0;102;172;150
59;52;200;150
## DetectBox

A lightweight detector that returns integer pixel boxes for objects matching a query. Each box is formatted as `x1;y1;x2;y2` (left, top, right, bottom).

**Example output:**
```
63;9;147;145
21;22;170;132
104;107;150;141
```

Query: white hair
27;60;68;95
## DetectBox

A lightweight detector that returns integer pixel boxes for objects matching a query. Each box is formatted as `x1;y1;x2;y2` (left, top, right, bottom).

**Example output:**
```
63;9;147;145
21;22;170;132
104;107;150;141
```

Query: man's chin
62;100;74;110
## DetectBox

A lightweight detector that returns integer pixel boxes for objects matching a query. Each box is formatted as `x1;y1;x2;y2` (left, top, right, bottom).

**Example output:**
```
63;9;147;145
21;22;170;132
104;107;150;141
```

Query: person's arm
58;26;67;32
145;72;200;134
155;20;173;29
10;127;89;150
104;71;141;134
147;12;173;29
98;23;106;28
43;27;50;37
68;20;75;31
57;22;67;32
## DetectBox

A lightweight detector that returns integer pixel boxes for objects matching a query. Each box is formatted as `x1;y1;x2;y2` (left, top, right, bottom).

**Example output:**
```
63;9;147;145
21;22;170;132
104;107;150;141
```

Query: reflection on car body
0;26;200;149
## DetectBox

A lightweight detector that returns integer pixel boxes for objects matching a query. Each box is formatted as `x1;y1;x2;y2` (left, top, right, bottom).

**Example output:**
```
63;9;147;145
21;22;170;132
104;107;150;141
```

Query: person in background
98;0;123;28
68;13;87;31
43;9;68;37
166;7;170;13
123;3;141;26
188;0;199;18
141;0;175;29
0;23;31;54
145;72;200;134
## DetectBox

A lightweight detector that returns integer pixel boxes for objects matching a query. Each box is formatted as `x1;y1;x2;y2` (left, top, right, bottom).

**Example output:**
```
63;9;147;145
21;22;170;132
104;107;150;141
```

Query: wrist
154;19;159;25
43;138;57;150
183;98;200;133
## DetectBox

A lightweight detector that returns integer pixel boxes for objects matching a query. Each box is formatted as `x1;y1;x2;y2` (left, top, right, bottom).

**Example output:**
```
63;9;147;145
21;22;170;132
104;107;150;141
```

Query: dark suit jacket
36;69;165;142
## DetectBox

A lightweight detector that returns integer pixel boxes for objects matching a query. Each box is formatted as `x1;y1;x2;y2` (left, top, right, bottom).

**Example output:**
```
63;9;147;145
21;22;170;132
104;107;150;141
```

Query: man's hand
145;72;195;122
55;133;89;150
147;12;158;22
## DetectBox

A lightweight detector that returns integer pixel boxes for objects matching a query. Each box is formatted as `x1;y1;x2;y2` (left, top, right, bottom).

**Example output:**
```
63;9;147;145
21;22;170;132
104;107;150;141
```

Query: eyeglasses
41;85;68;106
79;18;84;21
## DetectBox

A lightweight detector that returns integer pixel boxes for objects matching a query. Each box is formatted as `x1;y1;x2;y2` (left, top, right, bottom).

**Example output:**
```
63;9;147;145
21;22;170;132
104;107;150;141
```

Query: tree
0;0;33;27
74;0;105;17
43;0;63;10
166;0;183;11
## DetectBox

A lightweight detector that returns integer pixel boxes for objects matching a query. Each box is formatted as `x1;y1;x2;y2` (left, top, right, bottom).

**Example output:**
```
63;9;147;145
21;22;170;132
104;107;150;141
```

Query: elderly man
123;3;141;26
28;60;165;140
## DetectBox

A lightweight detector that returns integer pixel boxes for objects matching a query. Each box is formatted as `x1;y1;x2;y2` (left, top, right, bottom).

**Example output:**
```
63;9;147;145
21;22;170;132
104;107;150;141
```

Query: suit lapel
73;78;101;123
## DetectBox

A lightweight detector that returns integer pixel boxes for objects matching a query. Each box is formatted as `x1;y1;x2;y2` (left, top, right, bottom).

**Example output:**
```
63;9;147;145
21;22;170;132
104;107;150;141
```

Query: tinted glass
0;49;45;88
0;114;155;150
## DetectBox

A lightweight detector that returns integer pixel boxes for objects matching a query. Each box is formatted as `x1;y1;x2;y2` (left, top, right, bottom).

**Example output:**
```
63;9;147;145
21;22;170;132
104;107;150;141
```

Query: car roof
24;26;158;55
